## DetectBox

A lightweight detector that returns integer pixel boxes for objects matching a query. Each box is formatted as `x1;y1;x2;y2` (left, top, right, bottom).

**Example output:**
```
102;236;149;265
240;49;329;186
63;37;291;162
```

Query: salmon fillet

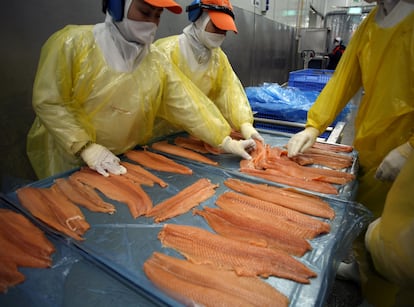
217;191;331;235
71;168;152;218
146;178;218;223
143;252;289;307
194;207;312;256
224;178;335;219
152;140;218;166
125;149;193;175
121;161;168;187
54;178;116;214
0;262;25;293
16;186;88;241
158;224;317;283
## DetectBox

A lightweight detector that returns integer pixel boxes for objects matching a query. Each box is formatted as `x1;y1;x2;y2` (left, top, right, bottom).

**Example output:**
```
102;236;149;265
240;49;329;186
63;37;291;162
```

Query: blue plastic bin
288;69;334;92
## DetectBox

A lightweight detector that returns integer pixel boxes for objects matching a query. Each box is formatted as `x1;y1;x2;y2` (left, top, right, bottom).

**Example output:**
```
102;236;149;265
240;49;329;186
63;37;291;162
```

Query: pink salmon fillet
158;224;317;283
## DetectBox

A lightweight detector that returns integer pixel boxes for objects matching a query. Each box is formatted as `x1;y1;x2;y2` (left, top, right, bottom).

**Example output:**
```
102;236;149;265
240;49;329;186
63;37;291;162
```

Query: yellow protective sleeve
306;8;414;215
27;25;231;179
364;152;414;305
154;35;254;131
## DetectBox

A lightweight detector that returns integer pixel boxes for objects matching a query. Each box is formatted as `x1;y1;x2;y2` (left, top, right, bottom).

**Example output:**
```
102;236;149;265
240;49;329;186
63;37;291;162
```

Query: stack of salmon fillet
0;209;55;293
143;176;338;306
10;136;355;305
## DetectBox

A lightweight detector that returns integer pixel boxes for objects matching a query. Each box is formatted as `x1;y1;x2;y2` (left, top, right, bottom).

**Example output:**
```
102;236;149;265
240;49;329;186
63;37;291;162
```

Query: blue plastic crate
288;69;334;92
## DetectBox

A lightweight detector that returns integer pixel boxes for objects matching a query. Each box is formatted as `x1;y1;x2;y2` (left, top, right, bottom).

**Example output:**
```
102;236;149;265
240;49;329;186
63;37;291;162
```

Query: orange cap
202;0;237;33
144;0;183;14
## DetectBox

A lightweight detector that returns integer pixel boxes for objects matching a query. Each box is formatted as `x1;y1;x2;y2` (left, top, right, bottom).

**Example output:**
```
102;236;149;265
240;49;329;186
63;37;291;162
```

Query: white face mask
199;31;226;49
116;19;157;45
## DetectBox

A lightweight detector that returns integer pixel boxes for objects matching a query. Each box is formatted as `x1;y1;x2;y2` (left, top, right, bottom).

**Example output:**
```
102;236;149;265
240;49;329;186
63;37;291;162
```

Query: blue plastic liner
246;83;353;125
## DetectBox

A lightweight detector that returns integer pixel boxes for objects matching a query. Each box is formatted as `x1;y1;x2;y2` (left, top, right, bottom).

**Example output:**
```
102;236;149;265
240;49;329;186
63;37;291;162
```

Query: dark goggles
186;3;235;20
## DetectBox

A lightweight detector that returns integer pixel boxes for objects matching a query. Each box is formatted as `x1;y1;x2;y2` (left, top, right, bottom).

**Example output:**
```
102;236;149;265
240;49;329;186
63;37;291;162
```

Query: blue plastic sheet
246;83;353;124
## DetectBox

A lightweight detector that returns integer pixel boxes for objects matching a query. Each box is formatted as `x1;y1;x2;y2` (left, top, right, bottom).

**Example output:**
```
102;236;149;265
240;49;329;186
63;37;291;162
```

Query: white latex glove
240;123;264;143
375;142;413;182
287;127;319;157
219;136;255;160
80;143;127;177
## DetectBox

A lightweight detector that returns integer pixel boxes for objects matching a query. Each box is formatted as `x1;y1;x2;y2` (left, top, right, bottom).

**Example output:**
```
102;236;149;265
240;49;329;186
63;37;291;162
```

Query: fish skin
125;149;193;175
194;207;312;256
146;178;218;223
144;252;289;307
158;224;317;283
152;140;218;166
224;178;335;219
217;191;331;235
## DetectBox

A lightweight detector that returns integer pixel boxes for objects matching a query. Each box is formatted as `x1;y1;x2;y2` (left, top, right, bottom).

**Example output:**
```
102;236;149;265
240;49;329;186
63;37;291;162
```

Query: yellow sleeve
154;48;232;147
31;26;94;155
209;50;253;130
306;12;373;133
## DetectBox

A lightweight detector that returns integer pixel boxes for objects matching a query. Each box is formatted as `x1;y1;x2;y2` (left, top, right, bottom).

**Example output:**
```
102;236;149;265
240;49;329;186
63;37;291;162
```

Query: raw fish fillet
174;136;210;154
216;191;331;236
152;140;218;166
194;207;312;256
16;186;88;240
215;193;323;239
125;149;193;175
0;209;55;257
121;161;168;187
54;178;116;214
240;166;339;195
71;168;152;218
146;178;218;222
0;209;55;293
143;252;289;307
158;224;317;283
0;262;25;293
224;178;335;219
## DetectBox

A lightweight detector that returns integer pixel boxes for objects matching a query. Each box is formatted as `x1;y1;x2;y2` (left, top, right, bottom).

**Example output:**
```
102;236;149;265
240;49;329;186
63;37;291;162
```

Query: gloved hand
240;123;264;143
80;143;127;177
287;127;319;157
219;136;255;160
375;142;413;182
